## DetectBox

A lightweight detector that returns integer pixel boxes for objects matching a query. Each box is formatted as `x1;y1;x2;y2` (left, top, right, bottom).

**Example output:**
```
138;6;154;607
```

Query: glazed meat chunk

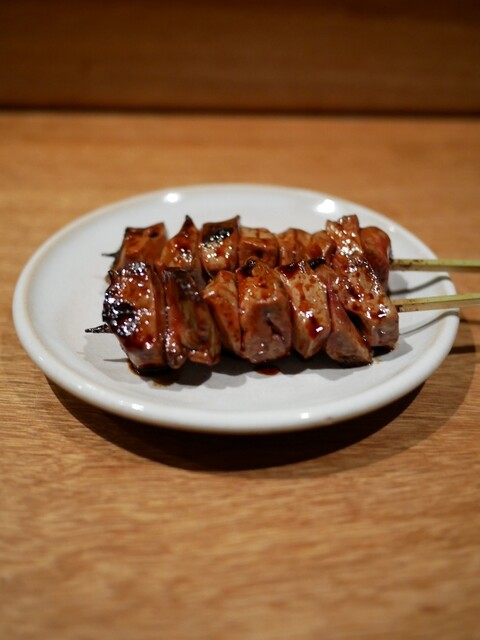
199;216;240;275
237;258;292;363
102;262;167;372
326;215;399;350
277;260;331;359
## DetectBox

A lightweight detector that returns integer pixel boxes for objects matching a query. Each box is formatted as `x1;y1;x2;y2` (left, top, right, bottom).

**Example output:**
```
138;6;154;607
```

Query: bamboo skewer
390;258;480;273
390;257;480;311
86;293;480;336
394;293;480;312
98;248;480;315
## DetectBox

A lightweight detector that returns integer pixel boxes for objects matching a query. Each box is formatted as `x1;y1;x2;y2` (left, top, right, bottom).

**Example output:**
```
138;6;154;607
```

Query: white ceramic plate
13;184;459;434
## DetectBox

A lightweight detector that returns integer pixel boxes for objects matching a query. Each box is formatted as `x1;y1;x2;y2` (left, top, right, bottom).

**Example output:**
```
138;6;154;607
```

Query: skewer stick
394;293;480;312
390;258;480;273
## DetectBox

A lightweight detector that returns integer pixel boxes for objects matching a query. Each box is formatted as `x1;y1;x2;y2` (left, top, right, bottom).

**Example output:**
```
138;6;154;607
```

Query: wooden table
1;112;479;640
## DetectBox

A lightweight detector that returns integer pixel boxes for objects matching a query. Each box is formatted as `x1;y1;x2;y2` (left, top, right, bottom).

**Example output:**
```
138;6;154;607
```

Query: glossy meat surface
277;261;331;359
103;262;167;372
110;223;167;273
199;216;240;275
162;269;221;368
327;215;399;350
308;230;336;264
160;216;202;272
202;270;242;356
276;228;310;265
360;226;392;291
238;226;279;268
314;264;372;366
237;258;292;363
98;214;399;372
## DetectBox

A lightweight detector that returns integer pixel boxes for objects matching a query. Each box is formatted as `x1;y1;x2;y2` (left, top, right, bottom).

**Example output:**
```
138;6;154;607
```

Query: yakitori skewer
393;293;480;312
87;290;480;338
91;213;480;372
390;258;480;273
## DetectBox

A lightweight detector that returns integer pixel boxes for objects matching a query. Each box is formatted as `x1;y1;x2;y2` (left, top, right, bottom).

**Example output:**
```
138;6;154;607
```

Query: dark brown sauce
278;262;302;277
128;361;181;386
254;363;280;376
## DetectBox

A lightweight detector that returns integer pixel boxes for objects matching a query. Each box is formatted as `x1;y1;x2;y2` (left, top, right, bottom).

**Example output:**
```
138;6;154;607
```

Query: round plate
13;184;459;434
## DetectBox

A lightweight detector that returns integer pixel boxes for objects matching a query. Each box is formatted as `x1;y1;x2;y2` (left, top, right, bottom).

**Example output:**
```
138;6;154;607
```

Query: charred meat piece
237;258;292;363
326;215;399;350
202;270;242;357
199;216;240;276
359;226;392;291
160;215;202;273
276;228;311;265
109;223;167;272
277;261;331;359
102;262;167;373
313;264;372;366
162;269;221;368
238;226;279;268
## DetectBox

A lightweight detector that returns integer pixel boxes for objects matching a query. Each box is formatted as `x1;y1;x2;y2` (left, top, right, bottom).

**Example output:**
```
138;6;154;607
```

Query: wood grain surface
1;0;480;113
1;112;480;639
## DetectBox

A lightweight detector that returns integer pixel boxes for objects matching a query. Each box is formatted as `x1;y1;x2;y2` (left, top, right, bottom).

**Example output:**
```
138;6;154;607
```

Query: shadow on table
51;319;477;478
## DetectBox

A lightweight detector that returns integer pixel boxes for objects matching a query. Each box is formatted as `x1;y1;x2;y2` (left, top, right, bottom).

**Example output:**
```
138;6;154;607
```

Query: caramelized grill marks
102;262;168;373
199;216;239;275
109;214;392;287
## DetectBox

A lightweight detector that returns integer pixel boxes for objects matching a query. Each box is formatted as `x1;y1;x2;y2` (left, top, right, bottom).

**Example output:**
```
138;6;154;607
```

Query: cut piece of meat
277;260;331;359
199;216;240;276
325;287;373;366
308;230;336;264
326;215;399;350
160;215;202;273
237;258;292;363
238;226;279;268
276;228;310;265
162;269;221;368
202;270;242;357
359;226;392;291
110;223;167;272
102;262;167;372
313;264;372;366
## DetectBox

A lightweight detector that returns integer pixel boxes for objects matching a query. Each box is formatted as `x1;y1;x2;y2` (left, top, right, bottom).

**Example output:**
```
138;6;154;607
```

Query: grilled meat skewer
326;215;399;350
96;214;397;373
99;257;381;372
107;215;364;283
